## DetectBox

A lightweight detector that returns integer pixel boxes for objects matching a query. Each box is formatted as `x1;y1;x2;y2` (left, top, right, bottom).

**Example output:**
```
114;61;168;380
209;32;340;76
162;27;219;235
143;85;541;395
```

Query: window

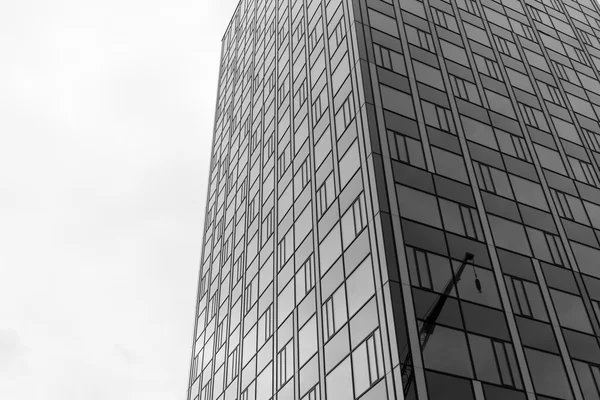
505;276;548;321
461;115;497;150
335;95;355;133
278;144;291;179
488;215;532;256
389;130;426;168
227;346;240;382
320;224;342;275
308;19;322;53
244;278;257;314
495;35;519;59
573;360;600;400
373;43;406;74
432;147;469;183
509;175;548;211
277;228;293;269
323;284;348;340
346;257;375;317
456;0;480;15
439;198;484;240
298;314;318;367
405;25;435;52
294;79;307;112
422;101;455;133
524;348;574;400
301;386;320;400
312;88;328;123
326;357;354;400
352;333;384;396
340;195;367;249
474;54;502;80
569;157;600;187
422;324;473;378
296;257;315;301
583;128;600;153
495;129;531;162
277;340;293;388
526;227;568;267
550;289;594;334
538;81;564;106
330;19;346;49
258;305;273;344
262;210;274;242
414;61;445;91
317;173;336;217
292;18;304;49
396;184;442;228
486;90;515;118
474;162;512;197
468;333;522;388
380;84;415;118
431;8;458;32
535;144;566;175
552;190;588;224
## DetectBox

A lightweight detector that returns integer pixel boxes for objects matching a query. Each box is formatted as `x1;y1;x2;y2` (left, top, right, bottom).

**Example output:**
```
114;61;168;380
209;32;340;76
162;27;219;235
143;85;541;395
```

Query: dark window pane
524;348;573;400
422;324;473;378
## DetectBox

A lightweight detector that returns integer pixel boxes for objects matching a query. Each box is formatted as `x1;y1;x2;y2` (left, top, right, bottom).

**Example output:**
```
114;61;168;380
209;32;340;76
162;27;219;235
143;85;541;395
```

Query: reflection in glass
422;324;473;378
525;348;573;400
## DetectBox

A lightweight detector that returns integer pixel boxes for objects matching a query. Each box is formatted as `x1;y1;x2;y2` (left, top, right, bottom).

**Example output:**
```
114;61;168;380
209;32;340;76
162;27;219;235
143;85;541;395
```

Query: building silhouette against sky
187;0;600;399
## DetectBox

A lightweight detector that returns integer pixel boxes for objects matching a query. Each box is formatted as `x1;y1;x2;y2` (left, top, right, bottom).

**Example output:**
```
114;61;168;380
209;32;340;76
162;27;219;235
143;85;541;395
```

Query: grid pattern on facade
188;0;600;399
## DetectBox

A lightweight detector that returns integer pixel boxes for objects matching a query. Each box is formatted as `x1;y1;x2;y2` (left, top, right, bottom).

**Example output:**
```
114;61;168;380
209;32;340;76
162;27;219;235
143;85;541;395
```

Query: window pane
422;325;473;378
396;184;442;228
346;257;375;317
549;289;594;334
488;215;532;256
326;356;354;400
432;147;469;183
319;224;342;276
524;348;573;400
468;333;501;384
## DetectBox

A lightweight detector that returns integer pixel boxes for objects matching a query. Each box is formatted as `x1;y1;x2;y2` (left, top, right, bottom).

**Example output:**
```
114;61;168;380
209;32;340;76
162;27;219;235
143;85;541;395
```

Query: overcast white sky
0;1;237;399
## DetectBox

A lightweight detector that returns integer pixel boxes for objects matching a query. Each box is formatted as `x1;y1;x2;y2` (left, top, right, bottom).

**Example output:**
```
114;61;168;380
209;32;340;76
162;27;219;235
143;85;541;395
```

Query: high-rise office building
187;0;600;399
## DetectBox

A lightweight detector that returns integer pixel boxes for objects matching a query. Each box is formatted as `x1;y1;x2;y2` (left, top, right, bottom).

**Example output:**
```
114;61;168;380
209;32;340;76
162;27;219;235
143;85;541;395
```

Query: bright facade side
187;0;600;399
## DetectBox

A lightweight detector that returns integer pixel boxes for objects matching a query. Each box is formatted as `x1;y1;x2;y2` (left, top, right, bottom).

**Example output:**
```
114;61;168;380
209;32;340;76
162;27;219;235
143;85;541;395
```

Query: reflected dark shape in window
455;264;501;309
461;301;510;341
422;324;473;378
524;347;573;400
413;288;464;331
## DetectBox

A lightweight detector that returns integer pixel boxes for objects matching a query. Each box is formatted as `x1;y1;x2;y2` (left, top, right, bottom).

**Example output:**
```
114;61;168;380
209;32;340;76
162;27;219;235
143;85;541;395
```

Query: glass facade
187;0;600;399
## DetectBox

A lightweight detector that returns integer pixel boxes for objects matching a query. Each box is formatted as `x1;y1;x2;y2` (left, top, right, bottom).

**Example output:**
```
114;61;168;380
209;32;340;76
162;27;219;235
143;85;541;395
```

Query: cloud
0;1;238;399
